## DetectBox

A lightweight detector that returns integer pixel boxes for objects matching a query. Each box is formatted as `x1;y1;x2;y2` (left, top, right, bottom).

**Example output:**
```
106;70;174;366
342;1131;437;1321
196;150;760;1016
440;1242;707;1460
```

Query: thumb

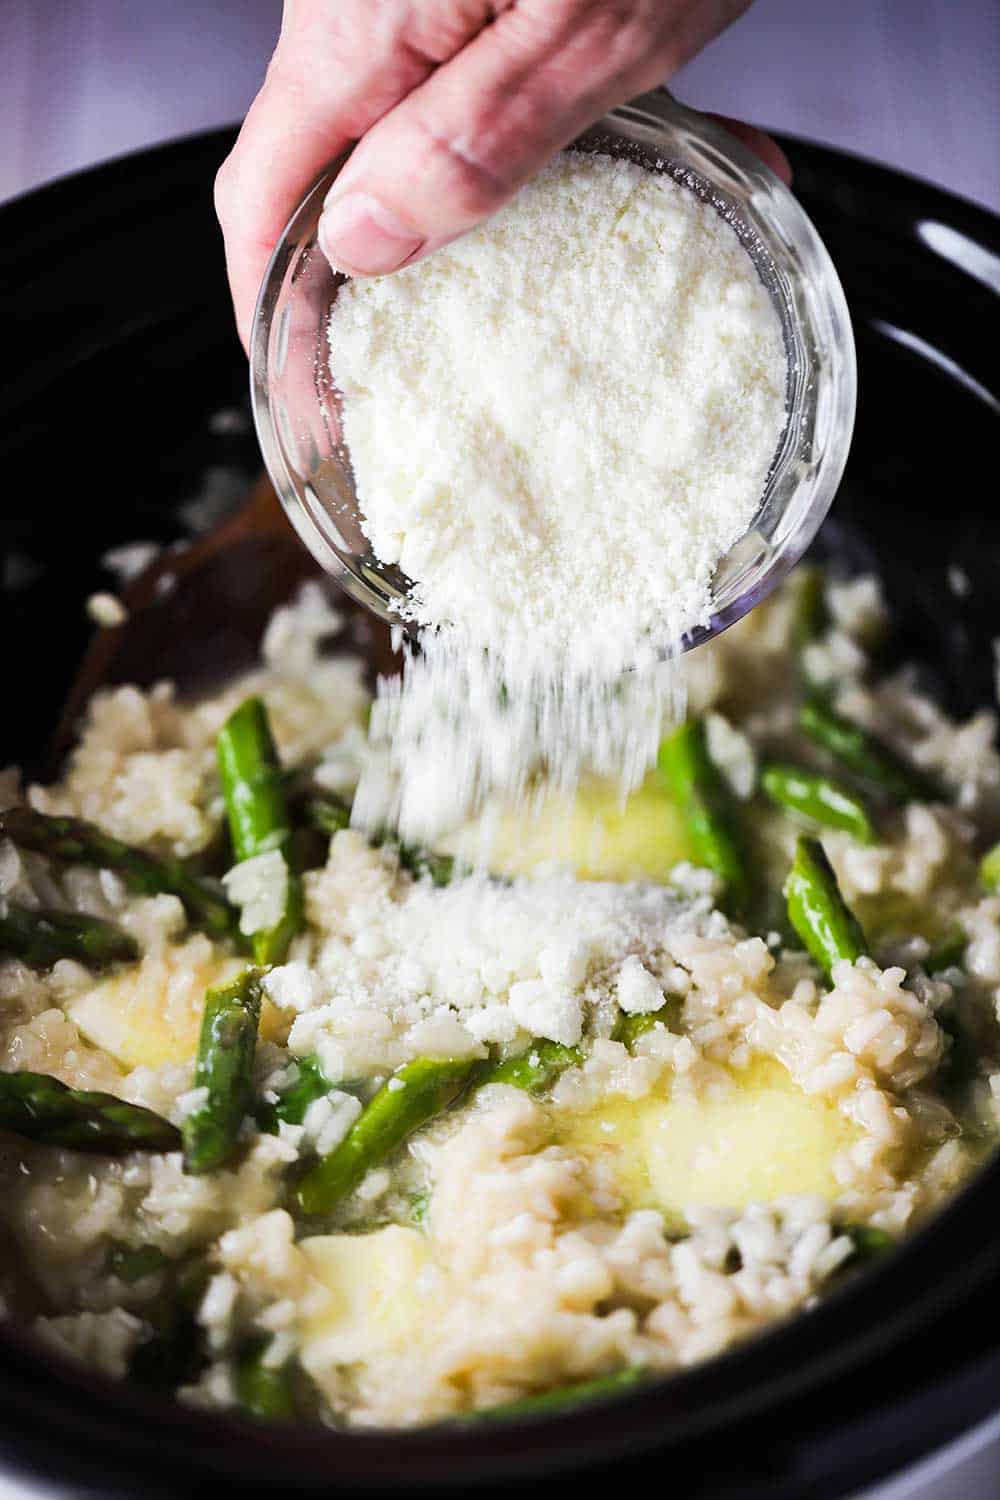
318;2;716;278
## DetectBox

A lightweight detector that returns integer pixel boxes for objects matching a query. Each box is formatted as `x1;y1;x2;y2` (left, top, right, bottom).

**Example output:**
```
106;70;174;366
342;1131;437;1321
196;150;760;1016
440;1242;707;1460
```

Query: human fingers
216;0;511;347
318;0;754;277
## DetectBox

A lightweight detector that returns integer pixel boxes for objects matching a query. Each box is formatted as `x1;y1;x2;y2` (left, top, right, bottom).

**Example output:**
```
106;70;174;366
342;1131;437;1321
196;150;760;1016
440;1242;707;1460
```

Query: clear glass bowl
250;89;857;651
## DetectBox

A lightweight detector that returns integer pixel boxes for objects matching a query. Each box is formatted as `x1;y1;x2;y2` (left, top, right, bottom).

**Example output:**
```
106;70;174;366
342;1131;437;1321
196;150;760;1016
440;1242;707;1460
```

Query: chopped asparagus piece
234;1342;298;1422
256;1054;334;1133
397;842;458;888
657;720;749;917
798;699;939;803
182;970;262;1174
0;807;234;938
0;902;139;970
979;842;1000;893
612;997;682;1051
840;1223;895;1265
761;761;874;843
294;1057;476;1218
474;1040;582;1095
371;830;459;888
462;1366;646;1423
217;697;304;967
0;1070;180;1154
783;836;868;980
409;1189;430;1226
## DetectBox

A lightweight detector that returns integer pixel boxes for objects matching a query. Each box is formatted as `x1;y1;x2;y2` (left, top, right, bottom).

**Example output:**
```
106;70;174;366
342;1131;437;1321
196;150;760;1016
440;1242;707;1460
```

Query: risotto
1;571;998;1428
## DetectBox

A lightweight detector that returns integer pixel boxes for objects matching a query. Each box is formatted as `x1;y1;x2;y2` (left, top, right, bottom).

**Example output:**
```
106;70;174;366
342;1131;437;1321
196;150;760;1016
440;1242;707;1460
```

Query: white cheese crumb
263;961;323;1014
466;1005;522;1046
404;1014;482;1059
508;980;583;1047
616;956;666;1016
538;937;591;991
100;541;161;583
704;712;758;800
86;592;129;628
223;850;288;937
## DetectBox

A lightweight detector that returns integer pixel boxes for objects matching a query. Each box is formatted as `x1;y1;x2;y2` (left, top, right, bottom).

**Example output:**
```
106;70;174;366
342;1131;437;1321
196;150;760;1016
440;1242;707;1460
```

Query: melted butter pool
448;773;694;883
558;1058;860;1222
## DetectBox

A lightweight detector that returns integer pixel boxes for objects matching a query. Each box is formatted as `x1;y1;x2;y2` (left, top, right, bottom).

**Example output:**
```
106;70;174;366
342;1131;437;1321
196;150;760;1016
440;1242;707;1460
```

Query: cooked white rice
1;575;997;1428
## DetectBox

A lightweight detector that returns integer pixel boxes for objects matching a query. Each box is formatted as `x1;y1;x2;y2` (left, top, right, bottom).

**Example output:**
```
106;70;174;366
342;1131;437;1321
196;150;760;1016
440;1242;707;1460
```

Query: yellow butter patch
67;948;284;1069
450;773;693;883
562;1058;856;1221
299;1227;429;1370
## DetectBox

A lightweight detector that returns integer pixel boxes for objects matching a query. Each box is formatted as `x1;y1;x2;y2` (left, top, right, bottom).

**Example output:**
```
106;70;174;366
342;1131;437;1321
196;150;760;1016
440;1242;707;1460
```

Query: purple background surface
2;0;998;211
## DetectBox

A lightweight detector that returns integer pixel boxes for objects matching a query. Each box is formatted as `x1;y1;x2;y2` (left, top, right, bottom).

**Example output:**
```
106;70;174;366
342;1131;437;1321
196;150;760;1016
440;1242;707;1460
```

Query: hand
217;1;790;348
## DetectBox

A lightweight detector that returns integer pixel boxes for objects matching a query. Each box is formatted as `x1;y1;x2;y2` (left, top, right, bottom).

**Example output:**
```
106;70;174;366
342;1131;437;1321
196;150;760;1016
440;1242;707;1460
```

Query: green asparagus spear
783;836;868;980
0;807;234;938
657;720;749;917
0;1071;180;1153
182;970;262;1174
294;1056;476;1218
798;698;939;803
0;902;139;970
461;1366;646;1424
474;1040;582;1095
761;761;874;843
256;1054;333;1133
234;1342;298;1421
979;842;1000;893
217;697;304;966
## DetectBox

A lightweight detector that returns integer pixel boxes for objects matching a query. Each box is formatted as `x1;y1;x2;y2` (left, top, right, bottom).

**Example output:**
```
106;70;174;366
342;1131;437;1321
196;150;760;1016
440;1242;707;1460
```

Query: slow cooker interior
1;128;999;1499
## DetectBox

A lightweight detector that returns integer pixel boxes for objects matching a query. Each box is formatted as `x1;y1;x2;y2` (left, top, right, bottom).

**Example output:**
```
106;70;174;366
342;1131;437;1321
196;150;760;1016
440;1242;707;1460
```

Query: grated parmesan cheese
331;153;787;839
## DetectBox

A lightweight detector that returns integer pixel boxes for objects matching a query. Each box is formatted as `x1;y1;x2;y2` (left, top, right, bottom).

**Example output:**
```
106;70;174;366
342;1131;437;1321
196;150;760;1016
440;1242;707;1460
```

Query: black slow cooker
0;129;998;1498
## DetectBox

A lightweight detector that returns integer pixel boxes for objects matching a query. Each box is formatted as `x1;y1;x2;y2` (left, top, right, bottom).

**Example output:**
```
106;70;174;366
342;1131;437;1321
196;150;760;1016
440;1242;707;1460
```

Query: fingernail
319;193;424;276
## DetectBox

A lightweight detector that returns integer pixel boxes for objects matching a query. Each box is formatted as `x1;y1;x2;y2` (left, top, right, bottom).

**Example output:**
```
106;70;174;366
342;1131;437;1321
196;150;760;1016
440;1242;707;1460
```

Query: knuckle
213;156;236;224
423;124;514;219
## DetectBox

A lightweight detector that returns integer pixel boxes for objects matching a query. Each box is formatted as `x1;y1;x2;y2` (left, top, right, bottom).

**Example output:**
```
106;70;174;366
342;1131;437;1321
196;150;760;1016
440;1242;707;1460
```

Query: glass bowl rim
250;87;858;655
